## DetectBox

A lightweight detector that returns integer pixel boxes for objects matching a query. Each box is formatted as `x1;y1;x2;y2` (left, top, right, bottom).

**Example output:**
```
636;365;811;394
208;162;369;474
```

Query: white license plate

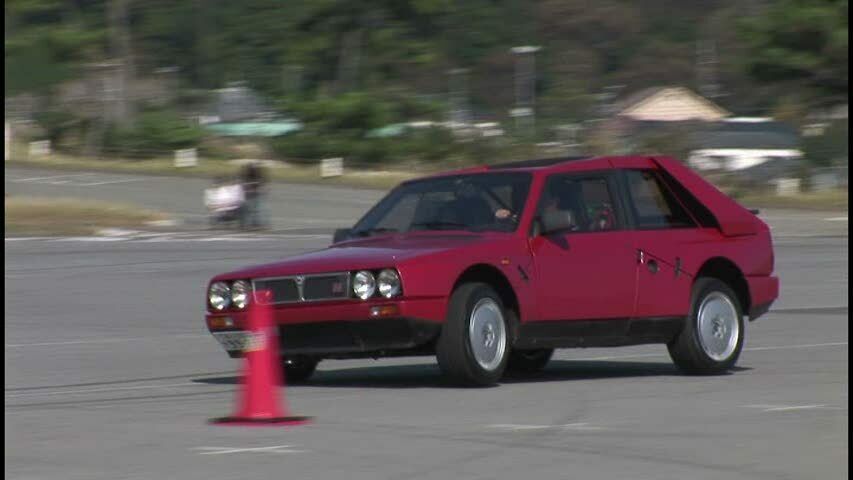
212;331;250;352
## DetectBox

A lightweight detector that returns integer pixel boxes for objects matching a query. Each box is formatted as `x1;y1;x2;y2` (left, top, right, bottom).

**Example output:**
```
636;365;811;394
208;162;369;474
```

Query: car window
624;170;695;229
537;174;619;233
373;194;419;231
352;173;532;235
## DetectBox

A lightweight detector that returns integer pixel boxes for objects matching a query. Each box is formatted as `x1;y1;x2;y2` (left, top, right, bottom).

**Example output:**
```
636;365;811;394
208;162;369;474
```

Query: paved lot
5;167;384;233
4;237;847;479
4;166;849;479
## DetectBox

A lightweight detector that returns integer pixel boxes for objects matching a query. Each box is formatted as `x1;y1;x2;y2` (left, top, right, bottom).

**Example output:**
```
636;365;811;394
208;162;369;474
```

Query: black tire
281;356;319;383
507;348;554;374
668;278;745;375
436;283;511;386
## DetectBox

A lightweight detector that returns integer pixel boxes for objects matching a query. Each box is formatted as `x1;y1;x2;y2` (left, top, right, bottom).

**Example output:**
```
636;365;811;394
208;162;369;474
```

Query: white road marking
11;173;141;187
765;404;830;412
13;174;92;183
824;217;848;222
488;423;602;431
4;382;199;398
744;404;834;412
4;333;210;348
5;233;328;243
566;341;847;362
74;179;141;186
745;341;848;351
192;445;306;455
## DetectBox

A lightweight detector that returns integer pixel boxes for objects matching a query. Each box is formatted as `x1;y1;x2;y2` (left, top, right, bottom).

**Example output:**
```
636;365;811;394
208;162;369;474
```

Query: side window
624;170;695;229
537;174;620;233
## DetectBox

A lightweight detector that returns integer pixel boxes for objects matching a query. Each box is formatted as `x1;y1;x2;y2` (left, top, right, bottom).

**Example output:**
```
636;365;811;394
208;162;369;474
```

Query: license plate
212;331;250;352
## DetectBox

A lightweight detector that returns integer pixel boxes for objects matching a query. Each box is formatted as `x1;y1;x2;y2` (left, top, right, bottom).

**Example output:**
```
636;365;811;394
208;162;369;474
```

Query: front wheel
437;283;510;386
668;278;745;375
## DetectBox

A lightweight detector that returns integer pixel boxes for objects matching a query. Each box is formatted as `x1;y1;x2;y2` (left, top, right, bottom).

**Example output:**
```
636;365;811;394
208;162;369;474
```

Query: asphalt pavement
4;166;849;479
4;166;385;233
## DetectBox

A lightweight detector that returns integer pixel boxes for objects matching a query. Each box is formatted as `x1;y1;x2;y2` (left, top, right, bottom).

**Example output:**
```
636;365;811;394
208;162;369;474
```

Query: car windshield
352;173;532;236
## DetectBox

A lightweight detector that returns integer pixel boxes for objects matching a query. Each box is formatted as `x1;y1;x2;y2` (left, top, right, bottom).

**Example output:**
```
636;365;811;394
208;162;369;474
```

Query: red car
205;156;779;386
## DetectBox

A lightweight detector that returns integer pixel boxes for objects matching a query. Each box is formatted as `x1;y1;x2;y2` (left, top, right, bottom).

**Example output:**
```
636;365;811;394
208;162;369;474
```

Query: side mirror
332;228;352;243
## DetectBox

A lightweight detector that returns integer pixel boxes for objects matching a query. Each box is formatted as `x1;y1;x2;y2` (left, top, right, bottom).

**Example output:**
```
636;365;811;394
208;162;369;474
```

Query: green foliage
33;109;80;143
739;0;848;107
270;126;455;166
802;120;849;167
272;92;451;164
104;109;204;157
5;0;848;166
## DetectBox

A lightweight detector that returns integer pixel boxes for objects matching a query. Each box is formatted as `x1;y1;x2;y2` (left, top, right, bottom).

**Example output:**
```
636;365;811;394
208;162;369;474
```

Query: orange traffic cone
210;289;311;426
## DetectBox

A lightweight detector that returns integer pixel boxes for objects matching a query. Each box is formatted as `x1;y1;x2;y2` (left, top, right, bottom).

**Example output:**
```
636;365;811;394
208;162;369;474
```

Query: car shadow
192;361;752;389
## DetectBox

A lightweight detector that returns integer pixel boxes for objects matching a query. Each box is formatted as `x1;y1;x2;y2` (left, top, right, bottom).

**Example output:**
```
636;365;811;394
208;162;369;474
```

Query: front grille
303;273;350;301
252;272;350;304
253;278;299;303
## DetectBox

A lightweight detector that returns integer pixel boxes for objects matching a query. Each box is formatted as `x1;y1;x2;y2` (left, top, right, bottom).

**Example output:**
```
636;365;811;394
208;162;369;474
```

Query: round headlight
352;270;376;300
208;282;231;311
377;269;401;298
231;280;252;309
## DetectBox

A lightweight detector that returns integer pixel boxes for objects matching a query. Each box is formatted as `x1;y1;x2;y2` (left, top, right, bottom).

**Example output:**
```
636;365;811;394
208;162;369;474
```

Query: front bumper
206;296;445;358
210;318;441;358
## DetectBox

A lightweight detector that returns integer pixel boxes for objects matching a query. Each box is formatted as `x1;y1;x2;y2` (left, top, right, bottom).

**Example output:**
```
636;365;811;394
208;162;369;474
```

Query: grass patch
5;196;171;236
6;152;420;190
734;189;848;211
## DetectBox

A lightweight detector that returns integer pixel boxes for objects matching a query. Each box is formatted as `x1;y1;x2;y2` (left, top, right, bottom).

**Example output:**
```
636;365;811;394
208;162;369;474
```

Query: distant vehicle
205;156;779;386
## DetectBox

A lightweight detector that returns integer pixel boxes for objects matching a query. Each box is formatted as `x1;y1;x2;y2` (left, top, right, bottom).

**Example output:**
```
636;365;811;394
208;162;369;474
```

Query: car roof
488;156;592;170
414;156;614;181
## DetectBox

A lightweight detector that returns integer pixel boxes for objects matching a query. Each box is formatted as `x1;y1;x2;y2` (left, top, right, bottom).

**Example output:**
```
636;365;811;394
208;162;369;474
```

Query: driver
539;184;578;231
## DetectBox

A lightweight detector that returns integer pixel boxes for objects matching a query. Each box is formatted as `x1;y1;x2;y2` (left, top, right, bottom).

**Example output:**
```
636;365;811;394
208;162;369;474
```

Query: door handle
647;259;659;274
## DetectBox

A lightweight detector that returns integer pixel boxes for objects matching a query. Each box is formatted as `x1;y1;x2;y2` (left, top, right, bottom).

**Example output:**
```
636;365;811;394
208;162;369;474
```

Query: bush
271;125;462;166
803;120;848;167
34;109;80;144
104;109;204;158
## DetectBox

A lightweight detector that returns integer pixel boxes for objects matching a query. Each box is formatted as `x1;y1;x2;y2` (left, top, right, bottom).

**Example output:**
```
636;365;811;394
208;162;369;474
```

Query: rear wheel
281;356;319;383
668;278;744;375
507;349;553;374
437;283;510;386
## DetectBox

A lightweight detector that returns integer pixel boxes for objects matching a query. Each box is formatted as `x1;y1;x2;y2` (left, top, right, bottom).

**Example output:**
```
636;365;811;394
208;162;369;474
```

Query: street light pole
510;45;540;138
448;68;471;126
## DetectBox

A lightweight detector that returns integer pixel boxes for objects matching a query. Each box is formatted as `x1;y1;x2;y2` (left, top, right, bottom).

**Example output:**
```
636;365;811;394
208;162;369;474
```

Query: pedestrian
205;176;245;228
240;162;268;230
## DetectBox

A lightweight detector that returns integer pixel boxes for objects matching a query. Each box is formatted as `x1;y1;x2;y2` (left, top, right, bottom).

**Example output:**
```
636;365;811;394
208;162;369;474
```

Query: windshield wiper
351;227;398;237
409;221;469;231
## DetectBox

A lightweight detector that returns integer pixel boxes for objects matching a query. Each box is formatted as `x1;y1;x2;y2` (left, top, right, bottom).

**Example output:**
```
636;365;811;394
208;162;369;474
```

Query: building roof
615;86;730;122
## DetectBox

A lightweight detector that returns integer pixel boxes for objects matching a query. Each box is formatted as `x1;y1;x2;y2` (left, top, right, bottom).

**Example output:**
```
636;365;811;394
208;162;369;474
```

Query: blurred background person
240;162;269;230
205;176;245;229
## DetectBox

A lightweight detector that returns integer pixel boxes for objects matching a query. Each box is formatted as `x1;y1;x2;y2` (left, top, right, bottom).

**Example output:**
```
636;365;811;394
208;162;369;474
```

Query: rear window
624;170;695;229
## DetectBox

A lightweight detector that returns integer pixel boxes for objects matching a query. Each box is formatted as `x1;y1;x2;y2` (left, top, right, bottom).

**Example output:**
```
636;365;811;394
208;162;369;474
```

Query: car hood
216;233;498;280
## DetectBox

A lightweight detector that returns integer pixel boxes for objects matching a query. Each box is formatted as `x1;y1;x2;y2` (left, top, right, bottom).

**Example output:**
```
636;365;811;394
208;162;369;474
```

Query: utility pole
696;38;722;100
510;45;540;138
108;0;134;126
448;68;471;126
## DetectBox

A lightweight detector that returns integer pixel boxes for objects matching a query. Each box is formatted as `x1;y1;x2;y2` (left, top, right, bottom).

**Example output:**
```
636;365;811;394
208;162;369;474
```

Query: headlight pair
353;269;401;300
208;280;252;311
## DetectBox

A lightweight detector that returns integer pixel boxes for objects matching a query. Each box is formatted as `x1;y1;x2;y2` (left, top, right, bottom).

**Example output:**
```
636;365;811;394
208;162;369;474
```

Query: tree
739;0;848;108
